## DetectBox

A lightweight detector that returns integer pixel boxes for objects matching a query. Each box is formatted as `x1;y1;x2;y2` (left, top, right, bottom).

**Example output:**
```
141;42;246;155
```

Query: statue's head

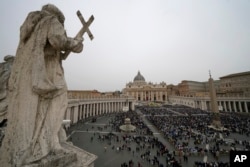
42;4;65;24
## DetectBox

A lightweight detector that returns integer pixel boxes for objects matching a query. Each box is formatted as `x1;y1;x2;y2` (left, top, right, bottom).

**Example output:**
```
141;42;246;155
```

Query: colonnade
169;96;250;113
218;100;249;112
64;97;135;124
130;91;167;101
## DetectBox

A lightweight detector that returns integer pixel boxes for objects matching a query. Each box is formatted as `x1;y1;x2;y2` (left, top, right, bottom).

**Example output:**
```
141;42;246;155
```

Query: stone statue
0;4;85;166
0;55;14;122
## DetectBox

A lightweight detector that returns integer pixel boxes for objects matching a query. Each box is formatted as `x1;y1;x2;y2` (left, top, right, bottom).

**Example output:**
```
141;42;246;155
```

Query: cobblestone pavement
66;111;247;167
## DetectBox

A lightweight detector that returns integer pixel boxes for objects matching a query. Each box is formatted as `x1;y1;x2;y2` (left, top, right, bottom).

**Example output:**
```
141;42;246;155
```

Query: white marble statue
0;4;83;166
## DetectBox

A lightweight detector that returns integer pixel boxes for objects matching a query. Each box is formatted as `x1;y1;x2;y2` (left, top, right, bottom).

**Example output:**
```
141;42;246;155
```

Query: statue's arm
47;18;83;53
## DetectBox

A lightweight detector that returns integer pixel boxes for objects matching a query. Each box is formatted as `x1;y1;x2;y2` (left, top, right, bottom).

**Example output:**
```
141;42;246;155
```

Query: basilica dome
133;71;145;82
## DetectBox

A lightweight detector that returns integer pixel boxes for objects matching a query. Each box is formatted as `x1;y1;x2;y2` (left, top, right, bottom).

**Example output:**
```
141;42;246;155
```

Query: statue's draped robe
0;11;70;166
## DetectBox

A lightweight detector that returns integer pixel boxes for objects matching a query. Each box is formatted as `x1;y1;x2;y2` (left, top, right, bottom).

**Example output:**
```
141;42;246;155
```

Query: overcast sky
1;0;249;92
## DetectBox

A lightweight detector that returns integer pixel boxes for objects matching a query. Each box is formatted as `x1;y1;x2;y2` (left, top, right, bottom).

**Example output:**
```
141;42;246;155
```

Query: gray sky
1;0;249;92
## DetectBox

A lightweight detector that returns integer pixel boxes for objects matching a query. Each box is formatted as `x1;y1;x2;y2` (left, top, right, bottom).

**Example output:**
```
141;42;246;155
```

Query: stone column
244;102;249;113
98;103;100;115
83;104;86;119
90;103;93;116
218;101;222;111
84;104;87;118
73;106;78;124
108;102;110;113
105;102;107;114
159;92;162;101
87;104;90;118
233;101;237;112
100;102;102;114
152;91;154;101
80;105;83;120
78;105;82;121
228;101;232;112
106;102;108;114
96;103;98;116
223;101;227;112
100;103;102;115
97;103;100;115
102;102;104;114
239;101;243;112
93;103;96;116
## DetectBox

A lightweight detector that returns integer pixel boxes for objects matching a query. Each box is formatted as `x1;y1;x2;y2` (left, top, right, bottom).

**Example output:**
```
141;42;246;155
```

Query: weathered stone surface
0;4;96;167
0;55;14;122
21;142;97;167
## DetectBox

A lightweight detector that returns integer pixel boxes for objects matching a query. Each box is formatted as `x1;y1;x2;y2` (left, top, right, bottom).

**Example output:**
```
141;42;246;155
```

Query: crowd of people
65;105;250;167
137;105;250;166
81;110;182;167
111;110;153;135
94;131;181;167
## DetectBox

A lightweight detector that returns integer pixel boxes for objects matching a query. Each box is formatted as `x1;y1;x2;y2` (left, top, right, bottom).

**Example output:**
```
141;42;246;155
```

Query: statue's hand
72;38;84;53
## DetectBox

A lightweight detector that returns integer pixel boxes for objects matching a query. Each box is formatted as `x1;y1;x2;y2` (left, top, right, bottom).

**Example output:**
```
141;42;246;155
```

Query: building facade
123;71;168;102
169;71;250;113
219;71;250;97
68;90;102;99
177;80;220;97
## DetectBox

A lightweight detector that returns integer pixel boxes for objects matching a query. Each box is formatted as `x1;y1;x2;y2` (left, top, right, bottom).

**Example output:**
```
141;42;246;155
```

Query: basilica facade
123;71;168;102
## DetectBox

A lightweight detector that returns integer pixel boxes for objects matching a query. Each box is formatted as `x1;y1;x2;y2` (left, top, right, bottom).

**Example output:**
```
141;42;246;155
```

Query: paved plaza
66;107;250;167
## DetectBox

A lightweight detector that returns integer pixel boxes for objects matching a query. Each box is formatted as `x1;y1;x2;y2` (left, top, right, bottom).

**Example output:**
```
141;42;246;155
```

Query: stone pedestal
25;142;97;167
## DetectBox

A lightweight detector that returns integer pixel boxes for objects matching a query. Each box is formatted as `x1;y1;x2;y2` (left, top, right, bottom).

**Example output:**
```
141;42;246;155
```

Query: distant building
219;71;250;97
123;71;168;102
169;71;250;113
67;90;101;99
177;80;220;97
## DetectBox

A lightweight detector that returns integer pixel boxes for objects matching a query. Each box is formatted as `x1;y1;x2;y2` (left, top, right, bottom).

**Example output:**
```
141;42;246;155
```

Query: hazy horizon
1;0;249;92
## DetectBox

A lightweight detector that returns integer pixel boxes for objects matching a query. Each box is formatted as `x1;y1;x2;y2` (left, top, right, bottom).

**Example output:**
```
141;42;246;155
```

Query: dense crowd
137;105;250;166
111;111;153;135
94;131;181;167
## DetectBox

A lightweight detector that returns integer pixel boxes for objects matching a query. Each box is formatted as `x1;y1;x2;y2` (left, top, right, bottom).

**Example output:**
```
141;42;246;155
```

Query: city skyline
1;0;249;92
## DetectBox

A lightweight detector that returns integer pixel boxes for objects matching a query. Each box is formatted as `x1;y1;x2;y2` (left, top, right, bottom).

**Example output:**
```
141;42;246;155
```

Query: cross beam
62;11;94;60
77;10;94;40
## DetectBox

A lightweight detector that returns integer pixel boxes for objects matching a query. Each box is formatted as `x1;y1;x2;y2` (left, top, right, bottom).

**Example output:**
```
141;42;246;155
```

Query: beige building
219;71;250;97
123;71;168;102
174;71;250;98
169;71;250;113
177;80;220;97
68;90;102;99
